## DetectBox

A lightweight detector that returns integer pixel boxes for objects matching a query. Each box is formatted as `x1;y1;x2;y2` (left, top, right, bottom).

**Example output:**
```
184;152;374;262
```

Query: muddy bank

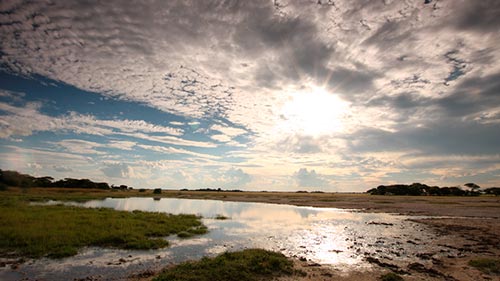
158;191;500;280
161;190;500;218
2;190;499;280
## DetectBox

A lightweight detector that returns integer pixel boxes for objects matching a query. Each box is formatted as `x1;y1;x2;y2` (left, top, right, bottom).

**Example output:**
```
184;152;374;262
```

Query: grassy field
153;249;298;281
0;194;207;258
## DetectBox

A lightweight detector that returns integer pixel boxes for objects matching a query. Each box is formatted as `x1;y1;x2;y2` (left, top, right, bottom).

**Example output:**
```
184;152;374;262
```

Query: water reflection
2;198;437;281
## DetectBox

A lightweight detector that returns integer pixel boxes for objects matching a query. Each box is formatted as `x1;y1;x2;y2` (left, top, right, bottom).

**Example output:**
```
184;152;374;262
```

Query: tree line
366;182;500;196
0;169;131;190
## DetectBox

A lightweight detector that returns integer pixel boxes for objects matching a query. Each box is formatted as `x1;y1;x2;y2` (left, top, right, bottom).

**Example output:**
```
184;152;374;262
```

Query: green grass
379;272;404;281
468;258;500;274
153;249;296;281
0;196;207;258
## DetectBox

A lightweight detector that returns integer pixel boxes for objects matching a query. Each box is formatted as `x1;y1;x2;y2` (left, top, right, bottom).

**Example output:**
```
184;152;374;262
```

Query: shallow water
1;197;440;280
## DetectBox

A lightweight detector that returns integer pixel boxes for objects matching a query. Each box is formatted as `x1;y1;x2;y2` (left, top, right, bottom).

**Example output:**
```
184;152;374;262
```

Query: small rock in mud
129;269;156;279
365;257;401;271
407;262;455;280
416;252;433;260
329;249;343;253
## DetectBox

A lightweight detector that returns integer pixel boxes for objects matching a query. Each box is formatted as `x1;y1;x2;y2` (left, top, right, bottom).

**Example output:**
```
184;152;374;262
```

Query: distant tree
96;182;110;189
0;170;35;187
153;188;162;194
33;176;54;187
427;186;441;196
484;187;500;196
449;186;466;196
464;183;480;192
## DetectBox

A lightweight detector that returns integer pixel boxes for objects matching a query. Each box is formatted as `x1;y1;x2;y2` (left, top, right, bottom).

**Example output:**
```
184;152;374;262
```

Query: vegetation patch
468;258;500;274
215;214;229;220
0;197;207;258
154;249;295;281
379;272;404;281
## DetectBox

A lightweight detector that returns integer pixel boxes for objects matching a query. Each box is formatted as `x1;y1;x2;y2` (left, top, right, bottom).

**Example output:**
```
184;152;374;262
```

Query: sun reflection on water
15;198;438;281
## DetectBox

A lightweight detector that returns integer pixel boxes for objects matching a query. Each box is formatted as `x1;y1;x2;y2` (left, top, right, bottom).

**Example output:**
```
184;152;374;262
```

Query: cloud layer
1;0;499;190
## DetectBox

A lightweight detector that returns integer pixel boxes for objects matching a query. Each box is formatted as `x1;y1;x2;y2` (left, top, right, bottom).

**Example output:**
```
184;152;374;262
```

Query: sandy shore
155;191;499;281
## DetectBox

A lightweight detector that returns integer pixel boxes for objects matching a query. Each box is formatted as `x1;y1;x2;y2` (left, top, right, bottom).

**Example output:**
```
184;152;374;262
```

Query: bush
469;258;500;274
154;249;294;281
380;272;404;281
153;188;162;194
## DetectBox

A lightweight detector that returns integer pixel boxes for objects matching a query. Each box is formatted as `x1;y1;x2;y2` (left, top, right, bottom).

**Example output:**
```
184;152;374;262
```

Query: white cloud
210;134;232;143
101;162;135;178
52;139;105;155
293;168;331;188
210;124;247;137
137;144;220;160
0;100;182;138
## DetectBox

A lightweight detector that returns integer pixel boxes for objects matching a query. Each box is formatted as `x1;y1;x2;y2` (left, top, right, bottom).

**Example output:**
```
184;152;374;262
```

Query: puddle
1;198;445;280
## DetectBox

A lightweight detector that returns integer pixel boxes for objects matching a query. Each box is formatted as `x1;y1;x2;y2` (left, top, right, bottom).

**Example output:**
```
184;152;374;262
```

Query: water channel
1;197;440;280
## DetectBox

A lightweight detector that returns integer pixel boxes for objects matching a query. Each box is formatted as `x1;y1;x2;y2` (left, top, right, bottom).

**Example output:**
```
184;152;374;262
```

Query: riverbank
159;190;500;280
1;188;499;280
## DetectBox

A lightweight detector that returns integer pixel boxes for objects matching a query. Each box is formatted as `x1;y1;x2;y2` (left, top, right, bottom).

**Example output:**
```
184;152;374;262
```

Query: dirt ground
157;191;500;281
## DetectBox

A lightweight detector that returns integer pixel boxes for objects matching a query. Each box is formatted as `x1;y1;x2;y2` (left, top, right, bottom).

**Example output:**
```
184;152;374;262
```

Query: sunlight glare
279;87;349;136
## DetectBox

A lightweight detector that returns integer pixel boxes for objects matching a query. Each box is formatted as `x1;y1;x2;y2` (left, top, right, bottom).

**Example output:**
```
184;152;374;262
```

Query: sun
279;86;349;136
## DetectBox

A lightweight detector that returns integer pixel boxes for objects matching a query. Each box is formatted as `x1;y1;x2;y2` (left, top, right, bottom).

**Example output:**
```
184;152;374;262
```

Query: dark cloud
327;66;378;99
362;20;413;50
348;121;500;155
368;92;431;109
438;73;500;117
454;0;500;32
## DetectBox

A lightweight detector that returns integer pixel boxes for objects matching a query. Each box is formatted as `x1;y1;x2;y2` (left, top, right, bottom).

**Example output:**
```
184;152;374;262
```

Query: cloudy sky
0;0;499;191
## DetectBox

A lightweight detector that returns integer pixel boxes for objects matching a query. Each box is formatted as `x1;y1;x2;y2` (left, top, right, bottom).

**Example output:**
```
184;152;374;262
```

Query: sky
0;0;499;191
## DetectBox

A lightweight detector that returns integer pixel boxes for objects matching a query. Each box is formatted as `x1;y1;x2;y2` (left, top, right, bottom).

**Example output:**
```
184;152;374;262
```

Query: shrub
380;272;404;281
469;258;500;274
154;249;294;281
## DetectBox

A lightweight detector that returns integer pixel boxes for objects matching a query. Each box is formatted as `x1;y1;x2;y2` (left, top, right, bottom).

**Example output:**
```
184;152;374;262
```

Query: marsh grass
153;249;295;281
0;196;207;258
468;258;500;274
379;272;404;281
